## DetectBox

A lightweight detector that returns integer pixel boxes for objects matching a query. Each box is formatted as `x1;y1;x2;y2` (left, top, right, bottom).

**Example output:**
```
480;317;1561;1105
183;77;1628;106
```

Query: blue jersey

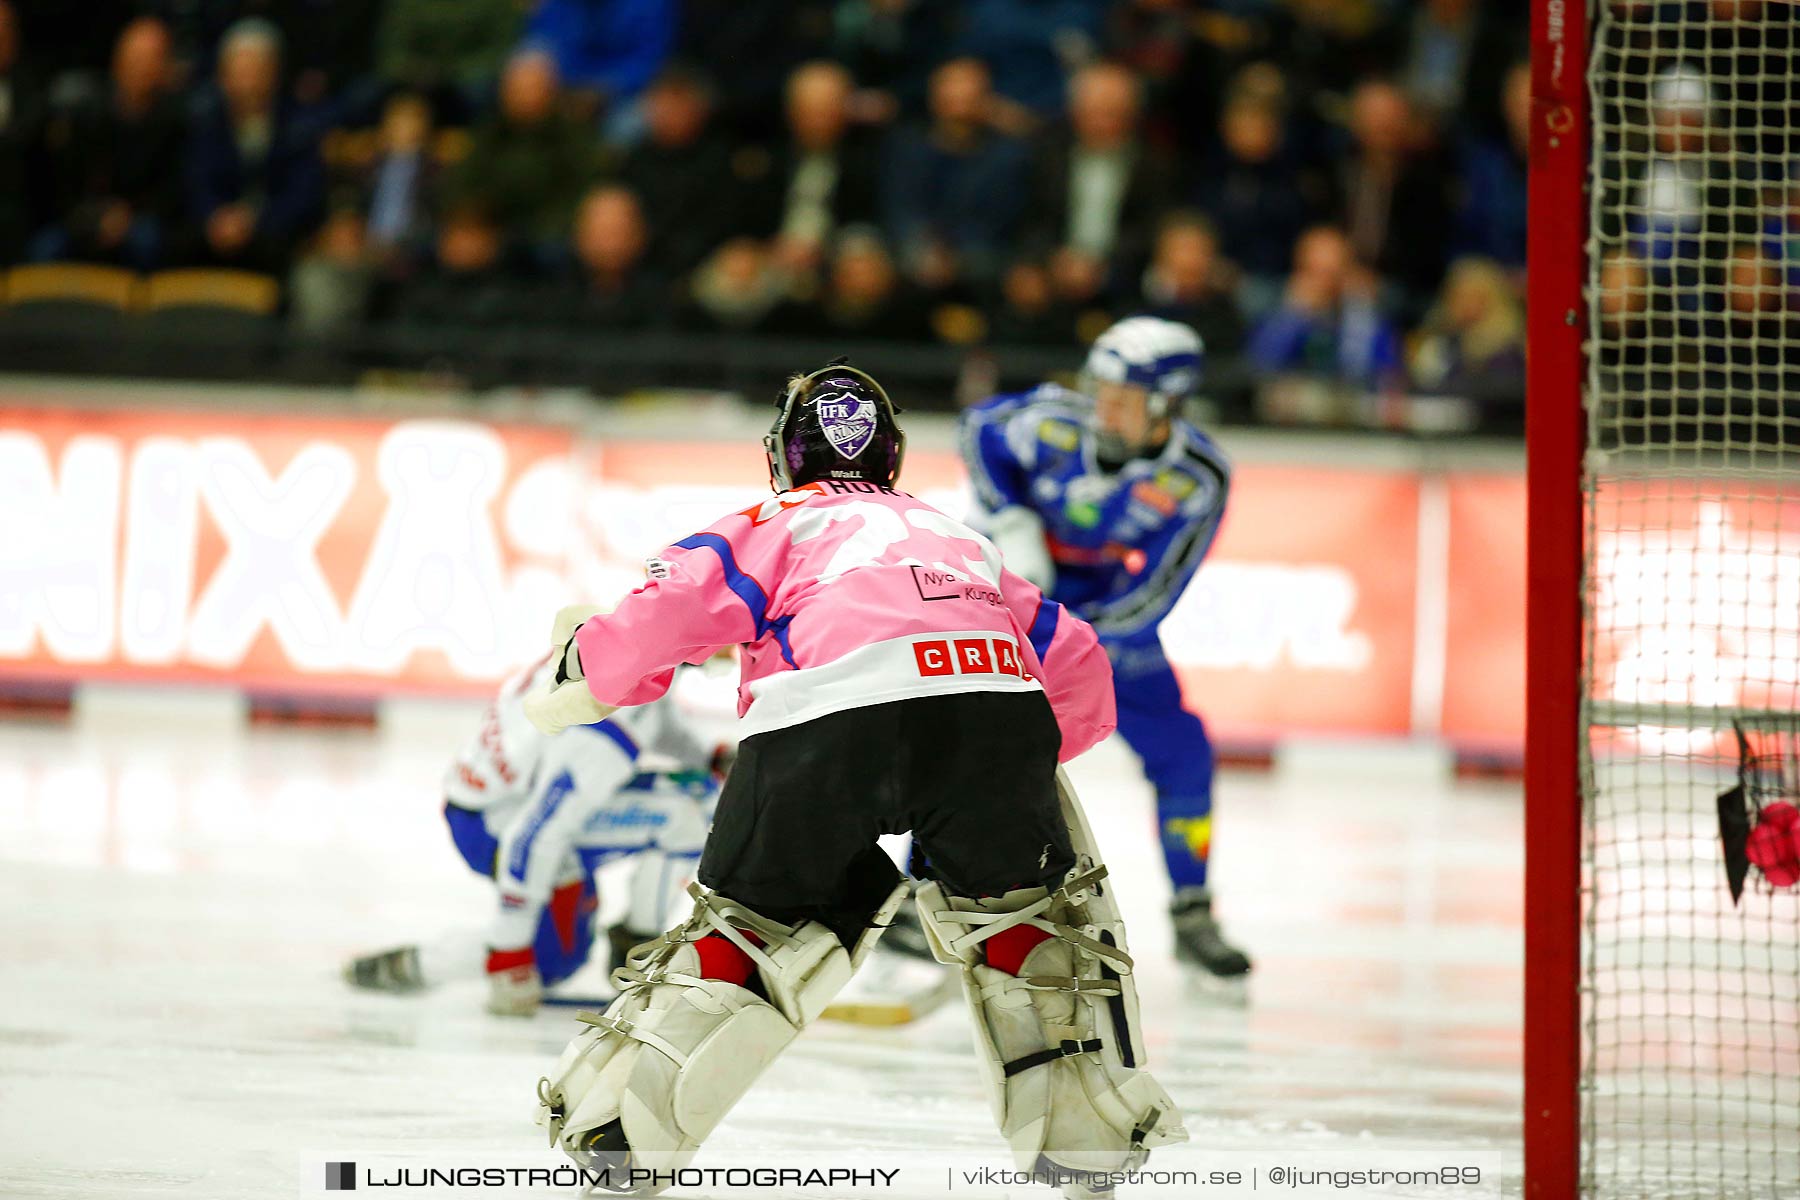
960;384;1229;645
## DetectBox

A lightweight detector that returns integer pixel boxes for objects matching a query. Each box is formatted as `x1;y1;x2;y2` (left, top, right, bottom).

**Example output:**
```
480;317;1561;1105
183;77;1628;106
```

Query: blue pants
1107;643;1215;891
444;803;598;986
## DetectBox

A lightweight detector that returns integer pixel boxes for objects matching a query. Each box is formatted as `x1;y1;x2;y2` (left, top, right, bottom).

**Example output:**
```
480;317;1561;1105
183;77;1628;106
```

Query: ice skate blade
1176;963;1252;1005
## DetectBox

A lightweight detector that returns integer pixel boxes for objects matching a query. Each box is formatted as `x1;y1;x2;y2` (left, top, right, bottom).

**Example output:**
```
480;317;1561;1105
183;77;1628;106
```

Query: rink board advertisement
0;402;1566;750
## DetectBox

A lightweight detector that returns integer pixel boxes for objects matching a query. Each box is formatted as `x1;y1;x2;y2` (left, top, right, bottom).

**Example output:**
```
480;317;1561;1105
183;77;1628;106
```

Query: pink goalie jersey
575;479;1116;759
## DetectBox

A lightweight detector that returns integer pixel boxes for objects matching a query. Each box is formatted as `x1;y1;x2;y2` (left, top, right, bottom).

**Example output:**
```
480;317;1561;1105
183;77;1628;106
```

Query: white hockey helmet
1081;316;1205;420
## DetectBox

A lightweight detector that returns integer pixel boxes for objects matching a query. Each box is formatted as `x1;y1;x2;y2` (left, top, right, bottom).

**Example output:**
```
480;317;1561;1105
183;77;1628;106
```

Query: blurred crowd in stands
0;1;1789;428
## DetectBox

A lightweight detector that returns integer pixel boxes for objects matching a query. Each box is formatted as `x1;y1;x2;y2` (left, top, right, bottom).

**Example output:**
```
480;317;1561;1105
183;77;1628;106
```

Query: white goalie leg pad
535;881;908;1190
916;769;1188;1176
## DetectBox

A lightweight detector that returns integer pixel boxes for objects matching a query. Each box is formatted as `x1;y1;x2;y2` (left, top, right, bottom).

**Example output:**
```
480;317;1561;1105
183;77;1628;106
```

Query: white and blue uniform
961;324;1229;892
443;657;720;985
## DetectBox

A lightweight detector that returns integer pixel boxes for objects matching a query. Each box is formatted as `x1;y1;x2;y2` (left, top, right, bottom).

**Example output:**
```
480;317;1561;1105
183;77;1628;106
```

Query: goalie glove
524;603;617;735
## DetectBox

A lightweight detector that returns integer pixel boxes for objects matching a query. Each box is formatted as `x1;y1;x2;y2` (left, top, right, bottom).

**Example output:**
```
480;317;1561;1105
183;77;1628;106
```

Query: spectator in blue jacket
1249;224;1402;390
183;18;324;273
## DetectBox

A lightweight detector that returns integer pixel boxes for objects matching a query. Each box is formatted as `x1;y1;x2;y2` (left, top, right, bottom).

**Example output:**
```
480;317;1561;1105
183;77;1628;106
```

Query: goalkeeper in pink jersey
526;362;1186;1197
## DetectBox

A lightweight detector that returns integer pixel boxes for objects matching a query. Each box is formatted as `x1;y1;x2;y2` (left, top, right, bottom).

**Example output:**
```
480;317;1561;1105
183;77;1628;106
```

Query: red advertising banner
0;402;1550;752
1442;474;1528;750
1160;467;1421;741
0;406;575;695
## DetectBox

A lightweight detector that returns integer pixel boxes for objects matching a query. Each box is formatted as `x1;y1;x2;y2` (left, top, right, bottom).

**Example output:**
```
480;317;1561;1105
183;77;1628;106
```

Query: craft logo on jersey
815;384;877;459
913;636;1027;680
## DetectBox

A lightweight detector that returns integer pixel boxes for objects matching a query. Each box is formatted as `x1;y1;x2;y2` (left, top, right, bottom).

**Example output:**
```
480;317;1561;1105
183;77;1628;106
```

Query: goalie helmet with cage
764;362;906;492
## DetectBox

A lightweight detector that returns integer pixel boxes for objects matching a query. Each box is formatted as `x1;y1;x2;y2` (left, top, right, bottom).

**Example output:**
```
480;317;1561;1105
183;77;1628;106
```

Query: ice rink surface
0;693;1523;1198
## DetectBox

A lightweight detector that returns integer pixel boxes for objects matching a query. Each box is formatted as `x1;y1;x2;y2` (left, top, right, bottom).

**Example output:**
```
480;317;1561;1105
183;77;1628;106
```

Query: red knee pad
693;930;764;986
983;925;1052;976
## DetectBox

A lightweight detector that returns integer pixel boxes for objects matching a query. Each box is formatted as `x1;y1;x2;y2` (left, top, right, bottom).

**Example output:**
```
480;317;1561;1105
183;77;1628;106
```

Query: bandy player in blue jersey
960;316;1251;976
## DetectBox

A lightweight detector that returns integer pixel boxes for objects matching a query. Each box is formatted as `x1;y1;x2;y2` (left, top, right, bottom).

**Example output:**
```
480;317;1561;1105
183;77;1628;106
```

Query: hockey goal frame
1524;0;1588;1196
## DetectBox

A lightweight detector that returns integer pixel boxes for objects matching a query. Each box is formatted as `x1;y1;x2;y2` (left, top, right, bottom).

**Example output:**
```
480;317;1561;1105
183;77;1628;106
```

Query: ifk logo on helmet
815;387;877;458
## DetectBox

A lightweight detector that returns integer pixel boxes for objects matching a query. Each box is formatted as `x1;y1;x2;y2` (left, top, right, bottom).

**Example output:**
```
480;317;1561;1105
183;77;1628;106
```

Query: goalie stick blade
821;970;957;1027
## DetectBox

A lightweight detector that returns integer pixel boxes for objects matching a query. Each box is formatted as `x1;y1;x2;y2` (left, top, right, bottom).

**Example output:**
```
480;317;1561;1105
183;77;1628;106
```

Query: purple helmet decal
814;380;878;459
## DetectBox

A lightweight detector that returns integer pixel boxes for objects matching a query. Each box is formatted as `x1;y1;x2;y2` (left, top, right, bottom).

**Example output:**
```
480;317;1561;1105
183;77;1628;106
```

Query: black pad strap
1003;1038;1104;1077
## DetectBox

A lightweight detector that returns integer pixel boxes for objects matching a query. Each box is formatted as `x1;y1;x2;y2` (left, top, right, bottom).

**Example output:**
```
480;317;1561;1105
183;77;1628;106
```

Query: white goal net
1582;1;1800;1195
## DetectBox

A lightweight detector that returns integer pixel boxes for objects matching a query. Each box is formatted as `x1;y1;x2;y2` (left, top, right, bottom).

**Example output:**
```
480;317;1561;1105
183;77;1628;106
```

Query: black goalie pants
697;688;1077;949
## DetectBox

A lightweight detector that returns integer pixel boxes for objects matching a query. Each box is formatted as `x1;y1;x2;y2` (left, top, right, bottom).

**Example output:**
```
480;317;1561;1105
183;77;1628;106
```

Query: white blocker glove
523;603;617;735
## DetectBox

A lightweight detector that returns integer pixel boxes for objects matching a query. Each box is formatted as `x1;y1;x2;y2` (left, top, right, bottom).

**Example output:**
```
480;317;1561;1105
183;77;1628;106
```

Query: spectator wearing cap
622;67;751;277
443;50;602;265
754;61;882;279
376;0;525;122
882;57;1031;291
1248;224;1403;390
34;17;184;270
184;18;326;273
1020;61;1176;294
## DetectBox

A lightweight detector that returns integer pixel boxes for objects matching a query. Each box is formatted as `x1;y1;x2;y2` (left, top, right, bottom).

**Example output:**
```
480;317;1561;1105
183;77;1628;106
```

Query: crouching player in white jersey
523;362;1185;1197
344;654;728;1016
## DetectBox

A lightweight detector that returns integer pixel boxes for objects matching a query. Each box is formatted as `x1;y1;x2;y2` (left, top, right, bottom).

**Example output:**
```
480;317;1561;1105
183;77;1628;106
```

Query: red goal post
1525;0;1587;1193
